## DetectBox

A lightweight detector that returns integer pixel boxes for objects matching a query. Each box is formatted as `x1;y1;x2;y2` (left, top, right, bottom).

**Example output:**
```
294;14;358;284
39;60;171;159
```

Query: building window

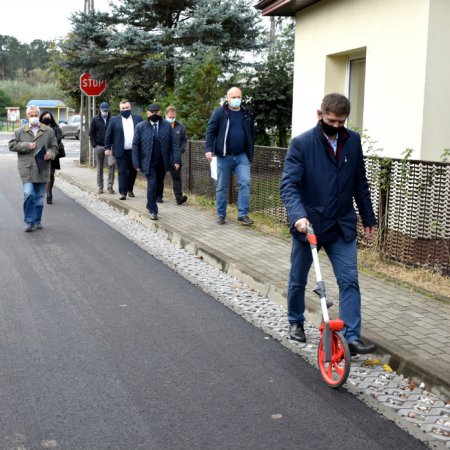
348;57;366;131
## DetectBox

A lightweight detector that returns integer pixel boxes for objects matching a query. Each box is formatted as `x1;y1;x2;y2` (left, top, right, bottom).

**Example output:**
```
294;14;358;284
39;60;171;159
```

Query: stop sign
80;72;106;96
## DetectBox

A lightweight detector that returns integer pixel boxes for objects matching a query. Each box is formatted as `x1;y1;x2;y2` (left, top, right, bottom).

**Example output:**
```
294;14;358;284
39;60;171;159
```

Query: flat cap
147;104;161;112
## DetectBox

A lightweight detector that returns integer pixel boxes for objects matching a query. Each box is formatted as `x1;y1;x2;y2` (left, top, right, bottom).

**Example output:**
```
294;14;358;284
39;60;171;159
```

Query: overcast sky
2;0;114;43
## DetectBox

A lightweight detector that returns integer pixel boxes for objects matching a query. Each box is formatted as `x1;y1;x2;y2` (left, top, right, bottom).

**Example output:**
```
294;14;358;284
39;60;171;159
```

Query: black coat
132;120;180;174
89;113;111;147
50;124;63;170
280;122;376;243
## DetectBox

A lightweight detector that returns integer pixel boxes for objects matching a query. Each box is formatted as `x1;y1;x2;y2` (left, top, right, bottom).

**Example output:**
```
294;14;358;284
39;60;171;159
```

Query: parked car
60;114;81;139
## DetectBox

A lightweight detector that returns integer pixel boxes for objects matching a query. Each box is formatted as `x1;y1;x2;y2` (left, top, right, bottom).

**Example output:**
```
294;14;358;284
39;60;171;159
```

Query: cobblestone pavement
52;160;450;449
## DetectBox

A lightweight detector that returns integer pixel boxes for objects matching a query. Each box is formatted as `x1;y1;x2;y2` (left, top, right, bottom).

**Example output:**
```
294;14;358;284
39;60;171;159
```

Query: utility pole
80;0;95;165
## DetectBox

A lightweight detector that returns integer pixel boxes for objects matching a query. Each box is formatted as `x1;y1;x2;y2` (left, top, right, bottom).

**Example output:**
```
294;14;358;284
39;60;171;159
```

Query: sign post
79;73;106;165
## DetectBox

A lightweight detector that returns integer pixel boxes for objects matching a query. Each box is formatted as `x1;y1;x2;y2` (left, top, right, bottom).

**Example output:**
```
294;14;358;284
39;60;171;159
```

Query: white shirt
122;115;134;150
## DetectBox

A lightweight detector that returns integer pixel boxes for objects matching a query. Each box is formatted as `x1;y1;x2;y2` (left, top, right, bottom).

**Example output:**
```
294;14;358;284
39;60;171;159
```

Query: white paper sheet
210;156;217;180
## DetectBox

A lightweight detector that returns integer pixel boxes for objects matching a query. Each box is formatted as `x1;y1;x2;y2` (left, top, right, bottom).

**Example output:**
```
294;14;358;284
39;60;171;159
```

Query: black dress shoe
217;216;226;225
348;339;377;356
156;196;164;203
150;213;158;220
238;215;254;225
289;323;306;342
119;194;126;200
176;195;188;205
127;191;135;198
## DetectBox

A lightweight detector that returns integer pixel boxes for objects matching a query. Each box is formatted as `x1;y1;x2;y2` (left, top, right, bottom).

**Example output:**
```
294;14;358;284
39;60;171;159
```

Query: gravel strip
56;178;449;449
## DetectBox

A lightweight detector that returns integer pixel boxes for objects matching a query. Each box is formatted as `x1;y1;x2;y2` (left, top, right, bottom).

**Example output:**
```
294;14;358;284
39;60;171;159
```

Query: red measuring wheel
317;322;351;388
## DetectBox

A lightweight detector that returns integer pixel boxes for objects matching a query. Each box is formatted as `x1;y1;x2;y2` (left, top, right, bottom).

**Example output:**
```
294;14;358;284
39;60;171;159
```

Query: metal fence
179;141;450;275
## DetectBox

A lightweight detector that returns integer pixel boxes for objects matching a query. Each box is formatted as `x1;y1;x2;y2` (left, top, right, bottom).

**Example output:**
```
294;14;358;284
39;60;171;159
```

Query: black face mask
41;117;52;126
120;110;131;119
321;119;343;136
148;114;160;123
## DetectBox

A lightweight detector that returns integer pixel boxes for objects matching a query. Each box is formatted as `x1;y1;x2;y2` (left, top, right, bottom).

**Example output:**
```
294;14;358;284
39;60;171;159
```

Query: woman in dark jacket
39;111;64;204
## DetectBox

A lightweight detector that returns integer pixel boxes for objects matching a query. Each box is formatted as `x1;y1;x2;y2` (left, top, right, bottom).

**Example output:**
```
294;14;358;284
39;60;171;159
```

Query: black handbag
58;142;66;158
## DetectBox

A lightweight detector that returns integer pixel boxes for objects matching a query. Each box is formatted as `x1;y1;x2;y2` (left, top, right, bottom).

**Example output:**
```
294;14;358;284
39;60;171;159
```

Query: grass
358;248;450;302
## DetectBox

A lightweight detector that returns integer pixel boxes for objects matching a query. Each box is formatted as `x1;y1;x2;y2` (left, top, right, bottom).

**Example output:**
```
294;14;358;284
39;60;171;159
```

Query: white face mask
29;117;39;126
229;98;242;108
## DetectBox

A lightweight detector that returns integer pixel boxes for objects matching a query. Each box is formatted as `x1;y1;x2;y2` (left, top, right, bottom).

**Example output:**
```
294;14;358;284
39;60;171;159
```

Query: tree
0;89;12;113
0;35;52;80
170;51;222;139
59;0;261;96
245;19;294;147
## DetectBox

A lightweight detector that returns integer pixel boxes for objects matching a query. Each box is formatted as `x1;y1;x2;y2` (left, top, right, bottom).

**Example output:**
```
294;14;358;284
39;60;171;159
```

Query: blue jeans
216;153;250;218
23;182;47;225
287;235;361;344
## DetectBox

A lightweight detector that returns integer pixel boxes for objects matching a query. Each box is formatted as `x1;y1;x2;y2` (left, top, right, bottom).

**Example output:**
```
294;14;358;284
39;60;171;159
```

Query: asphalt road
0;154;426;450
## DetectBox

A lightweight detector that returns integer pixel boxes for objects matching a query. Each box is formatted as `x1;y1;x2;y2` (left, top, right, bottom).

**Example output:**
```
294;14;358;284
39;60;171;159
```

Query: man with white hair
9;105;59;231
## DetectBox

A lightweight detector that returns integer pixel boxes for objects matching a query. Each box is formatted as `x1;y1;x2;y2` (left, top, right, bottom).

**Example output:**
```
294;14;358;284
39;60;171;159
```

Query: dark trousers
287;235;361;344
116;150;137;195
146;162;166;214
157;165;183;201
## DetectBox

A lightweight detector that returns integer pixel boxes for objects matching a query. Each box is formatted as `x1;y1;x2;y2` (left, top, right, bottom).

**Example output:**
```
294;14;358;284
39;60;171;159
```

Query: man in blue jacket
280;93;377;355
205;87;255;225
132;104;181;220
104;100;142;200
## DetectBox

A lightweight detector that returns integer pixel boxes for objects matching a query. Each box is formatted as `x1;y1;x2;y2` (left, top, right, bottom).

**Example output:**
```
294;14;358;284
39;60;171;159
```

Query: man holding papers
205;87;255;226
9;105;58;231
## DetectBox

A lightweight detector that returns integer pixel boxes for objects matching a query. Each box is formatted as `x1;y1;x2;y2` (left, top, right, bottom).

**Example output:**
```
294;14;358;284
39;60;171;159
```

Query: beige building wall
292;0;449;161
421;0;450;161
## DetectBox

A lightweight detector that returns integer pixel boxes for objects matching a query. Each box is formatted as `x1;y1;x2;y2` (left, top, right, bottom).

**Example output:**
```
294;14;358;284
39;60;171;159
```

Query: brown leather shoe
127;191;135;198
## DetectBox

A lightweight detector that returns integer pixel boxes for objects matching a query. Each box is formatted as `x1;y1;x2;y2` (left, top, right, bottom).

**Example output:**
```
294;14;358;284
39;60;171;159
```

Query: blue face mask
120;110;131;119
229;98;241;108
165;118;175;124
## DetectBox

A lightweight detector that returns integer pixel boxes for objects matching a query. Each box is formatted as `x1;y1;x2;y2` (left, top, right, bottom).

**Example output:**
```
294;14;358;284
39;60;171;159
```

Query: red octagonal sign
80;72;106;96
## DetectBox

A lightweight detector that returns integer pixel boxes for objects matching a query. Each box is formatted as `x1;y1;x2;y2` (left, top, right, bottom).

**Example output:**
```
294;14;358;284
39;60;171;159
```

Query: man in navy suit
280;93;377;356
132;104;181;220
105;100;143;200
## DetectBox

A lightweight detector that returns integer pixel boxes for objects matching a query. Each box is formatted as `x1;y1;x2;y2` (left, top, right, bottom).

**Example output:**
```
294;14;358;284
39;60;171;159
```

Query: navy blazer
132;119;181;174
280;122;376;243
104;114;143;158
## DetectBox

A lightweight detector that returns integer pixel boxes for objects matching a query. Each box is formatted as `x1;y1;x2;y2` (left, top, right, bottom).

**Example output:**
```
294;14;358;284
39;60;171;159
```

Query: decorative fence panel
180;141;450;275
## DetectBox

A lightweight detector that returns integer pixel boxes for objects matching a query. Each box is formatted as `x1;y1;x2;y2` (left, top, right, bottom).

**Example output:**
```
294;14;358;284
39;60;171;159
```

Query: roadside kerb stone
55;176;449;449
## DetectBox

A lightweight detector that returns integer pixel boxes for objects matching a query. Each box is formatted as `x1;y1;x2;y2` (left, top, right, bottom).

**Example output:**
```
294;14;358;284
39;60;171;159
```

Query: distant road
0;131;80;158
